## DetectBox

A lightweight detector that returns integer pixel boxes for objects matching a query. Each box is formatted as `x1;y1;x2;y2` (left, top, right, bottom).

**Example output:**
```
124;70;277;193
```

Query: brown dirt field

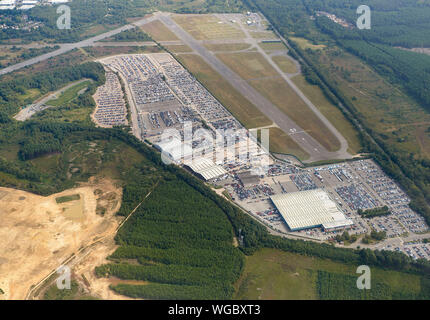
0;178;123;300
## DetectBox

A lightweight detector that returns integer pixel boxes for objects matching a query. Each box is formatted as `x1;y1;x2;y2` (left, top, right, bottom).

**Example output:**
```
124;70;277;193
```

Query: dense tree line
303;0;430;48
112;29;152;42
96;179;245;299
358;206;390;218
111;283;234;300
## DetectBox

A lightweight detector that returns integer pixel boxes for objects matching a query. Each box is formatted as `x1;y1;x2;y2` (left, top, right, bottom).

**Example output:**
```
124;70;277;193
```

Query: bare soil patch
0;178;122;300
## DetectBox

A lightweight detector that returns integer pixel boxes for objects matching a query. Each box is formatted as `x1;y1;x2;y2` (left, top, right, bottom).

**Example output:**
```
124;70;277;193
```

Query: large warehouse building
185;158;227;181
270;189;353;232
155;138;193;162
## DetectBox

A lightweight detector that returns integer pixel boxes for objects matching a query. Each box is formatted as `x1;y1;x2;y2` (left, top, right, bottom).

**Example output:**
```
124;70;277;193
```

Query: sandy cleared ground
0;178;123;300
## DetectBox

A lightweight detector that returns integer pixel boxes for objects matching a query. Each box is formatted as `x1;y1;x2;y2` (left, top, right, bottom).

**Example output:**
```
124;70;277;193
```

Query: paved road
158;13;350;162
0;15;158;76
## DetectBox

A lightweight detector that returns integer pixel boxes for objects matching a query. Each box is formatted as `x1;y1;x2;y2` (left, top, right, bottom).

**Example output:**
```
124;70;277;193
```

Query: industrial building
155;138;193;162
185;158;227;181
270;189;353;231
237;171;260;187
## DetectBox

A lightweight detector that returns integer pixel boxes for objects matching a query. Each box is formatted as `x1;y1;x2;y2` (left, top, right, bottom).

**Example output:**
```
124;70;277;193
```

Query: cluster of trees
110;246;241;269
96;179;245;299
0;0;131;43
334;231;358;244
362;230;387;244
111;283;234;300
303;0;430;48
112;29;152;42
358;206;390;218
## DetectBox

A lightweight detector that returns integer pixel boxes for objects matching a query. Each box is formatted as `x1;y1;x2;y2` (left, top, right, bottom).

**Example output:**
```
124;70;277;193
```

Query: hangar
270;189;353;231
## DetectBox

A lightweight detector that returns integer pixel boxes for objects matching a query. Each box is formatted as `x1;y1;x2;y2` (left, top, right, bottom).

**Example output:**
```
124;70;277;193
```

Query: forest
303;0;430;48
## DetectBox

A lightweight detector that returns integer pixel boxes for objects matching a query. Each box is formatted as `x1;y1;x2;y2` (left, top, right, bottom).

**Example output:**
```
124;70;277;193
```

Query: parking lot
217;159;429;246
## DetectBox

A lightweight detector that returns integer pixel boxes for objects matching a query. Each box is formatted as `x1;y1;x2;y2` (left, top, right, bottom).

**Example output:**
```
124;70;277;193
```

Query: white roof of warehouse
186;158;227;180
271;189;353;231
155;138;193;162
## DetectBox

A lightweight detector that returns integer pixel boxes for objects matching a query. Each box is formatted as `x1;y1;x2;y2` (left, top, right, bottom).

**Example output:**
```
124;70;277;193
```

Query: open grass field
250;31;278;40
292;75;362;154
216;52;280;80
164;44;193;53
141;20;179;41
248;77;341;152
234;248;426;300
177;54;272;129
289;37;327;51
46;80;91;107
317;46;430;160
173;15;245;40
203;43;252;52
272;55;297;74
258;42;287;52
269;127;309;160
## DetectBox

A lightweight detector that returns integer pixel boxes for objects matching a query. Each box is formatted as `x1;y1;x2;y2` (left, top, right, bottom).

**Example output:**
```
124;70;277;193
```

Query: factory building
270;189;353;232
184;158;227;181
155;138;193;163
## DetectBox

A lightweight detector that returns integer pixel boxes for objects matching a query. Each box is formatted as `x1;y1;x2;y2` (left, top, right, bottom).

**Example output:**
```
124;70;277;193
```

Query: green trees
96;180;245;299
358;206;390;218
